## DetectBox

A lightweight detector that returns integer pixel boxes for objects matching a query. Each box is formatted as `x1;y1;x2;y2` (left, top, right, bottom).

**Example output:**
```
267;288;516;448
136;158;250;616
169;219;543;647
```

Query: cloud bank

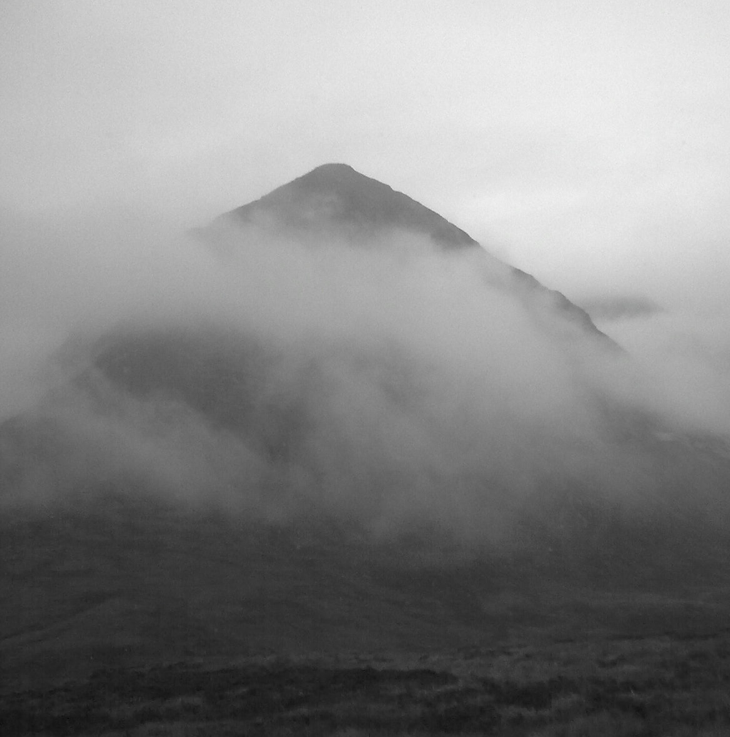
1;209;730;549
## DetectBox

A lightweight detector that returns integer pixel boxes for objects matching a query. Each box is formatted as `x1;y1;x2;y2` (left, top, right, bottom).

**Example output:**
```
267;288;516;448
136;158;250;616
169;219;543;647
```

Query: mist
2;205;730;548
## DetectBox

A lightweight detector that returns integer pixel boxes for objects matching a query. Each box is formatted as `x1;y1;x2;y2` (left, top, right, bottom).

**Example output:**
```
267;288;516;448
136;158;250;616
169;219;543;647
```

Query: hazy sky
1;0;729;311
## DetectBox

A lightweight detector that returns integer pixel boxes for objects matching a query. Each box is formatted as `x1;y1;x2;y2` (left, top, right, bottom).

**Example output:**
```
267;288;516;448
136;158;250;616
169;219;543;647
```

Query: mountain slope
3;163;730;690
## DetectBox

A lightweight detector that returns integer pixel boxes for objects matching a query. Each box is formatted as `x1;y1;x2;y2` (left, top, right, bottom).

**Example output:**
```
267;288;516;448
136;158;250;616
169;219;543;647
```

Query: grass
5;503;730;735
3;631;730;736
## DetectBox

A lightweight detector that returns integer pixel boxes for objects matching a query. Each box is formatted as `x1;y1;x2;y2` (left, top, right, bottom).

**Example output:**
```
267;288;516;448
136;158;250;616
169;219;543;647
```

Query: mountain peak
206;164;615;346
219;163;479;248
281;162;384;196
303;162;359;176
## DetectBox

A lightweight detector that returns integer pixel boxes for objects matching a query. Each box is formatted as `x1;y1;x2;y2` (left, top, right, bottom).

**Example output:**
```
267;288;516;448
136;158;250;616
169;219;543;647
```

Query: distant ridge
218;163;479;248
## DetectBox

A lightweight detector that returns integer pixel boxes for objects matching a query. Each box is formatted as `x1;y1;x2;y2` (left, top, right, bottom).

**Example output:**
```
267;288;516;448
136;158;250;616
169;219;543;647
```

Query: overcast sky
1;0;729;315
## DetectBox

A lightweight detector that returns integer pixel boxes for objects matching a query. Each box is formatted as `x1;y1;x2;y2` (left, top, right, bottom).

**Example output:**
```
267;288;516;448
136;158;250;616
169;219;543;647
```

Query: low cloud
1;209;730;549
581;296;663;322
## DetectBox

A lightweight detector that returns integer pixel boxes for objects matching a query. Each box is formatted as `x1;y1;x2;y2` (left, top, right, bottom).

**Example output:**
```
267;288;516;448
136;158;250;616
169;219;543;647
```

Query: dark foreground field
3;631;730;736
4;503;730;735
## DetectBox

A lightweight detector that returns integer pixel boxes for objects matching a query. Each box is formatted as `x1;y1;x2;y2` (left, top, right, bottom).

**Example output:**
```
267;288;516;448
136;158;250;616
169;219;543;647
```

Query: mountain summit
217;163;478;248
210;163;612;345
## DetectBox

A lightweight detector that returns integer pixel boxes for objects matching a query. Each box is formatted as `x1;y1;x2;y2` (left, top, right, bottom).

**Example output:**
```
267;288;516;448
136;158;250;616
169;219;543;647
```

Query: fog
1;207;729;546
3;0;729;549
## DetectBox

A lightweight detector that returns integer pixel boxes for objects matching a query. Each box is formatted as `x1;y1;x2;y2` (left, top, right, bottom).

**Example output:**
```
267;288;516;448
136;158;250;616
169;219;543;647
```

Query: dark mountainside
3;163;730;706
219;163;479;247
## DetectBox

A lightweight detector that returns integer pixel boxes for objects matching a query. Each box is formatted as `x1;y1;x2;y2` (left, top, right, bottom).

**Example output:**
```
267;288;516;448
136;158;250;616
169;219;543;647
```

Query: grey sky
1;0;729;313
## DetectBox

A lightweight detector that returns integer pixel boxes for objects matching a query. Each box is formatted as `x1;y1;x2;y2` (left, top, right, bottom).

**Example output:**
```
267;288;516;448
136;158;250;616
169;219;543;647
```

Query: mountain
207;163;613;346
215;163;479;247
3;163;730;693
